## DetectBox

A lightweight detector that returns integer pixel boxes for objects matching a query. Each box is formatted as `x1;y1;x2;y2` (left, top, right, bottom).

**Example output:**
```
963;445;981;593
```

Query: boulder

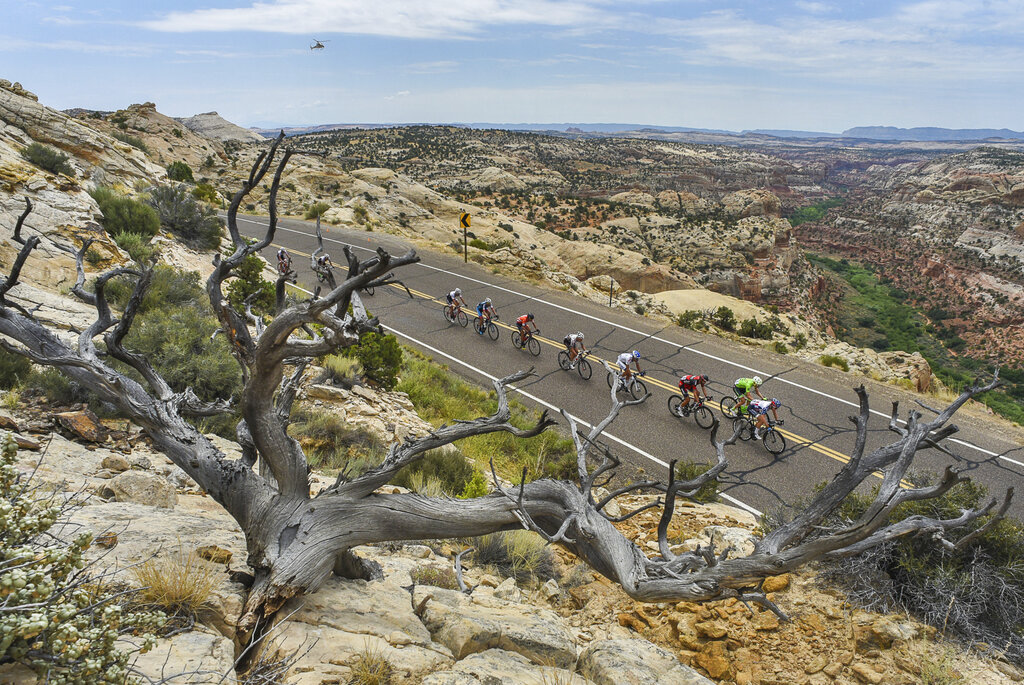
106;470;177;508
101;454;131;473
415;585;577;668
127;628;236;683
55;409;107;443
579;639;715;685
703;525;757;558
421;649;590;685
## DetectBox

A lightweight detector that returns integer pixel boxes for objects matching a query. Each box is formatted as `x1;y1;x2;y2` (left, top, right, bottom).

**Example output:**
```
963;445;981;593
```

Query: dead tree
0;136;1011;644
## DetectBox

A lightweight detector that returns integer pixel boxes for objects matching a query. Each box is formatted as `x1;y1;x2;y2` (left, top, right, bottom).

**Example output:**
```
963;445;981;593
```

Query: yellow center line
273;242;902;484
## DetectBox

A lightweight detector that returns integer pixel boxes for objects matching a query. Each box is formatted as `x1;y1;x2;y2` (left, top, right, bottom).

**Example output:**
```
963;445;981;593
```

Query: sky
2;0;1024;132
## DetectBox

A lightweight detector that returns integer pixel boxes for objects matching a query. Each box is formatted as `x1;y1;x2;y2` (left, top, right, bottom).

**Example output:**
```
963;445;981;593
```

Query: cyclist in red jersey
515;313;537;347
678;374;710;412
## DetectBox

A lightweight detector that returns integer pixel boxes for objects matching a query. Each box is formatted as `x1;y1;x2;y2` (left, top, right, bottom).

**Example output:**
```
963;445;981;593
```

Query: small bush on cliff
166;160;194;183
0;346;33;389
304;201;330;220
739;317;774;340
338;332;402;391
0;435;165;680
146;183;223;250
21;142;73;176
710;306;736;331
225;253;274;317
472;530;556;583
90;187;160;238
819;354;849;372
392;448;475;497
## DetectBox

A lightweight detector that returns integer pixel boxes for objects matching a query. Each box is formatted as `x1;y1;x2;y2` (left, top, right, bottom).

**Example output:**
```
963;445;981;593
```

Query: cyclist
677;374;710;413
515;313;538;347
563;331;586;362
733;376;765;414
750;398;783;439
276;248;292;275
314;252;334;274
446;287;467;320
475;297;498;333
616;349;643;384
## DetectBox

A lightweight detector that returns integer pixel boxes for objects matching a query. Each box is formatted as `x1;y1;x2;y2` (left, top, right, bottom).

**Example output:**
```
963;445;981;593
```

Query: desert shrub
0;345;33;389
459;470;489;499
739;317;774;340
131;546;219;617
321;354;363;387
0;436;165;680
146;183;223;250
112;231;156;263
105;264;204;314
225;253;274;317
20;142;73;175
304;201;330;220
676;310;703;330
672;461;720;503
23;366;91;405
166;160;194;183
472;530;555;583
772;341;789;354
289;406;385;472
819;354;849;372
392;449;475;497
1;388;21;410
710;306;736;331
409;565;459;589
815;476;1024;665
192;182;219;204
792;332;808;350
112;131;148;153
339;332;402;391
348;644;394;685
90;187;160;238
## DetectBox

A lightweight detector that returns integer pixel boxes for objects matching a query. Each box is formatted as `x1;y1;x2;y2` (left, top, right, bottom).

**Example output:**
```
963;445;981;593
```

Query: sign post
460;213;471;263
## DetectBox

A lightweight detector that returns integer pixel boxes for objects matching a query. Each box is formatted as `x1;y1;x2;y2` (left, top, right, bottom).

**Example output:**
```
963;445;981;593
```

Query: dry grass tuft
348;643;394;685
131;545;220;616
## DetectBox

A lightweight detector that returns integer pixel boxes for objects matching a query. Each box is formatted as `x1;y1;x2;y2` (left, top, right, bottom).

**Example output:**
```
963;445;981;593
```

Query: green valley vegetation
786;198;844;226
808;254;1024;424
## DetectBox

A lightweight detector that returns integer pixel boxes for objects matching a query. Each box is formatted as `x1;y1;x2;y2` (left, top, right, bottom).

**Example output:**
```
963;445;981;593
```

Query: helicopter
310;39;329;50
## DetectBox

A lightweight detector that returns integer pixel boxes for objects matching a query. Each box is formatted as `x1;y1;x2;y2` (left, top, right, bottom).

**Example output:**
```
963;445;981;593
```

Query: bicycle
732;415;786;455
668;393;714;429
557;348;593;380
443;303;469;327
475;313;500;340
511;328;541;356
719;394;751;419
605;370;647;400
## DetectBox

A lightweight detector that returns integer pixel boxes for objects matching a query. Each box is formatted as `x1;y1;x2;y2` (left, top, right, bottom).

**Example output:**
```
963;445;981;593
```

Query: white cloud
406;60;459;74
794;1;833;12
0;37;154;56
384;90;412;100
141;0;613;39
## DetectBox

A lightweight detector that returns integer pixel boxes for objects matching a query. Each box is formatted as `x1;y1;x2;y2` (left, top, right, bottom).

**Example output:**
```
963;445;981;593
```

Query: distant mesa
840;126;1024;142
177;111;264;143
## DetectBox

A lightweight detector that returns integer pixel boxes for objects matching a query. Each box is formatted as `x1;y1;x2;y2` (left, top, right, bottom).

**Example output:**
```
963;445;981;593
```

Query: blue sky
2;0;1023;131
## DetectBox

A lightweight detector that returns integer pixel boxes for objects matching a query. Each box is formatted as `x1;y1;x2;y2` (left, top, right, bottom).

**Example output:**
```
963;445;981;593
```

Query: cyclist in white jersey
563;331;586;361
616;350;643;382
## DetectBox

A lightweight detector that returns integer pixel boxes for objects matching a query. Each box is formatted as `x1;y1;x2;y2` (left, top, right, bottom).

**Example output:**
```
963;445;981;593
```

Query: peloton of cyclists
677;374;710;413
563;331;586;362
616;349;643;384
749;397;783;439
515;313;539;347
733;376;765;414
475;297;498;333
446;287;467;320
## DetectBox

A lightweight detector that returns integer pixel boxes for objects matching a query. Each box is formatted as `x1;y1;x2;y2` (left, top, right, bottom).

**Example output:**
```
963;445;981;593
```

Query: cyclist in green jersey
733;376;765;414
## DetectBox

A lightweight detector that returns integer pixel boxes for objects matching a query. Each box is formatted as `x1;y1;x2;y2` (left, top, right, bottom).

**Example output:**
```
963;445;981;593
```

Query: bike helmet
454;288;462;296
701;374;709;382
484;297;492;305
576;331;584;340
632;350;641;359
770;398;781;409
753;376;763;385
527;313;534;320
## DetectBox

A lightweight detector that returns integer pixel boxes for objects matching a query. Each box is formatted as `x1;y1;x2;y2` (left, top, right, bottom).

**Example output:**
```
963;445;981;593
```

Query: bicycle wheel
526;337;541;356
442;305;454;324
668;394;684;417
694;405;714;429
628;379;647;400
558;350;571;371
577;358;592;380
719;396;738;418
487;322;499;340
456;310;468;327
606;371;615;389
733;417;751;441
763;429;786;455
512;331;523;348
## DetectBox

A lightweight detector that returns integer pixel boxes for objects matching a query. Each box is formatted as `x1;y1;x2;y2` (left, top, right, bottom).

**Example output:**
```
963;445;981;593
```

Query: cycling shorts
477;305;486;316
617;360;629;372
446;294;455;305
680;380;698;390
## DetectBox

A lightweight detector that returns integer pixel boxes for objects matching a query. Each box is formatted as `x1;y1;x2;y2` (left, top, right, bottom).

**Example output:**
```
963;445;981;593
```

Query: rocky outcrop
421;649;590;685
178;112;264;143
579;639;715;685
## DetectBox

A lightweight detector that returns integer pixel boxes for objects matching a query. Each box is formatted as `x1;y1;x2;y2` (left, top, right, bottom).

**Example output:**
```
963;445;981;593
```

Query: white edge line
283;275;764;518
242;216;1021;469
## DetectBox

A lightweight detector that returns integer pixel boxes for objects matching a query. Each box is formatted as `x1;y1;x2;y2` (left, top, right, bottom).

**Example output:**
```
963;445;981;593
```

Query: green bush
819;354;849;372
146;184;223;250
392;449;475;497
459;470;489;499
225;253;274;317
772;341;789;354
112;131;148;154
289;406;385;472
321;354;363;387
112;231;156;263
0;436;165;680
90;187;160;238
20;142;73;175
304;201;330;220
0;346;33;390
105;265;205;315
340;332;402;391
24;367;91;405
792;332;808;350
191;182;219;204
471;530;555;583
673;461;719;503
739;317;774;340
410;565;459;589
711;306;736;331
166;161;194;183
676;310;703;330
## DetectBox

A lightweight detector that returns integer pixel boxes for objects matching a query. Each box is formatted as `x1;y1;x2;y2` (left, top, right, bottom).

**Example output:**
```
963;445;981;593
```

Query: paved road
235;214;1024;519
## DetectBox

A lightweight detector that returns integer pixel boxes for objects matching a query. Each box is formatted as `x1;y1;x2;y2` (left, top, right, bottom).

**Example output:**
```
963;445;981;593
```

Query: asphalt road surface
235;213;1024;520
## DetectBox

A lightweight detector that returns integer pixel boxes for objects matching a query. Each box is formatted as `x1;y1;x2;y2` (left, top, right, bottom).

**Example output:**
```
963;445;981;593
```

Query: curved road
236;214;1024;519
